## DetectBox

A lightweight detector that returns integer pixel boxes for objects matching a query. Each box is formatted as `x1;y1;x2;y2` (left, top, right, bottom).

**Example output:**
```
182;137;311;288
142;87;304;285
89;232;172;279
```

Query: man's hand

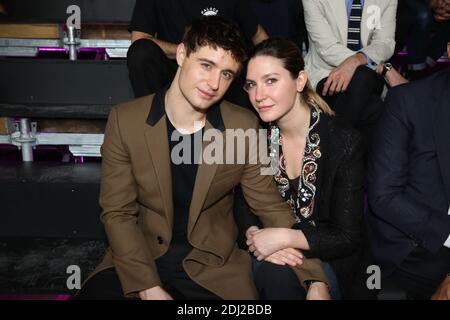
245;225;260;240
431;275;450;300
139;286;174;300
306;282;331;300
322;53;366;96
431;0;450;22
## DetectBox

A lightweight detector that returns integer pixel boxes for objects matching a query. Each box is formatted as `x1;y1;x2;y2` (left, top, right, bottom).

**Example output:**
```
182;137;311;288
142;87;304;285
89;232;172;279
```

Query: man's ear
176;43;186;67
296;70;308;92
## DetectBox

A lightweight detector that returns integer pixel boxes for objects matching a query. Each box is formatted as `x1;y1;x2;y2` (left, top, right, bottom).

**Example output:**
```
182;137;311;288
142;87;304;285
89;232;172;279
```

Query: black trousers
126;38;253;110
75;243;221;300
253;260;307;300
75;266;221;300
316;65;385;144
387;246;450;300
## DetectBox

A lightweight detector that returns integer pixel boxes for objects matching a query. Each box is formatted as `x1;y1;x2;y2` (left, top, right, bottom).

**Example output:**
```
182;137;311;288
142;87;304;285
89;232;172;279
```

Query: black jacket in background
367;69;450;276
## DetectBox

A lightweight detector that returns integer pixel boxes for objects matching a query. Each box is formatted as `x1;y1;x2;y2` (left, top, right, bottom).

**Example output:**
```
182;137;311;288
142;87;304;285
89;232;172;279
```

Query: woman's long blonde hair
248;38;334;116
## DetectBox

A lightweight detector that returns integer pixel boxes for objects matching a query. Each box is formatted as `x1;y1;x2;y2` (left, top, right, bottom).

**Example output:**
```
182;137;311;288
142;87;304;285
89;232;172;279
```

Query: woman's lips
257;105;274;112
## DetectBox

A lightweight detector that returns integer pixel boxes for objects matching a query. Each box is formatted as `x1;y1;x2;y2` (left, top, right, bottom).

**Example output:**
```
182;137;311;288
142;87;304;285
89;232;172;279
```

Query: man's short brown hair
182;16;248;65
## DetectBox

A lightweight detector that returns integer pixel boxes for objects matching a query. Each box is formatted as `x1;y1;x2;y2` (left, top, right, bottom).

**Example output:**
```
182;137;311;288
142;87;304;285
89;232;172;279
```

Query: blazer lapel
188;119;220;238
328;0;349;43
144;92;173;230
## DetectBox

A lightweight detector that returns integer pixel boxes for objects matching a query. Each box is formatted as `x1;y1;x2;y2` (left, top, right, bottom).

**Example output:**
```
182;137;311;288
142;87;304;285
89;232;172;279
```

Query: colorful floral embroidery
269;106;322;226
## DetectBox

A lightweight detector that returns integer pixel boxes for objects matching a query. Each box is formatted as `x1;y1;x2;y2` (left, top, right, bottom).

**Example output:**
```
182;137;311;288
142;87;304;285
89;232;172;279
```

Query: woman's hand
246;227;293;260
264;248;304;267
245;226;305;265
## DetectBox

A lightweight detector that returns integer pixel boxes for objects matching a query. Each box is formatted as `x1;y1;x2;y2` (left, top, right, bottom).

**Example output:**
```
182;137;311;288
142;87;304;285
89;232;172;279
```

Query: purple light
38;47;106;54
38;47;66;52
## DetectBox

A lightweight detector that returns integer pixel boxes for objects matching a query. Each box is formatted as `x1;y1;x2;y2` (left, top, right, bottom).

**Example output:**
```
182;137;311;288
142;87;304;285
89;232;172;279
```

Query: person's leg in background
126;39;177;98
427;20;450;64
403;0;433;79
316;66;384;144
386;246;450;299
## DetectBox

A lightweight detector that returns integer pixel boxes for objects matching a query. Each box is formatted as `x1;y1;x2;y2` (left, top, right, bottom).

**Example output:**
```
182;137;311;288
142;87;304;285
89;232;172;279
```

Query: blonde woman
241;38;367;299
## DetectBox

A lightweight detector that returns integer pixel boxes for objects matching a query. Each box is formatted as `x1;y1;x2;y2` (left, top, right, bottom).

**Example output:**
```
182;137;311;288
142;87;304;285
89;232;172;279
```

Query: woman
240;38;367;299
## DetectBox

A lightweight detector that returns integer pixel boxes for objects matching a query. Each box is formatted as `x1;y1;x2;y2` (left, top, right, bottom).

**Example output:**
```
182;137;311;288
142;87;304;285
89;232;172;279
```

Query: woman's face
245;55;304;123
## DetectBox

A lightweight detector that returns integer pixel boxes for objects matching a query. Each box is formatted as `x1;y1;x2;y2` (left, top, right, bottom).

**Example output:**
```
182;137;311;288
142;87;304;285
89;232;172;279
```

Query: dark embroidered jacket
234;109;369;298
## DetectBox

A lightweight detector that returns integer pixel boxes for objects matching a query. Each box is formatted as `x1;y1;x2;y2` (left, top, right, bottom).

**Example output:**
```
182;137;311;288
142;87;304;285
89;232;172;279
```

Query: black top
129;0;258;43
167;117;203;243
155;117;203;275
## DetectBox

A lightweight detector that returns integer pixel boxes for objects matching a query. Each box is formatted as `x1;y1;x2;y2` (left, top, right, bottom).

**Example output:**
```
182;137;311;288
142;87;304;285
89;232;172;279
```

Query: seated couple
76;16;366;300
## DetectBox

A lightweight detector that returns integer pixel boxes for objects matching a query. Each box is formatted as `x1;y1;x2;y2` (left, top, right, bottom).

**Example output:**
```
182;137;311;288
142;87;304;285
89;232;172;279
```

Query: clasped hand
245;226;303;267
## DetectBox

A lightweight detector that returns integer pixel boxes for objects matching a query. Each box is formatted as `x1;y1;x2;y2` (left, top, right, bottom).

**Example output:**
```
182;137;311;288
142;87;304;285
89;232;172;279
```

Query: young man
76;16;329;300
127;0;269;109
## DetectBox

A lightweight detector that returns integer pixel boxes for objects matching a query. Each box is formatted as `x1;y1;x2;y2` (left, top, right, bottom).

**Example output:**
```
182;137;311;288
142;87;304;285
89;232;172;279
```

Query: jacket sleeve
367;87;450;253
296;131;365;260
100;107;162;298
302;0;355;67
360;0;397;64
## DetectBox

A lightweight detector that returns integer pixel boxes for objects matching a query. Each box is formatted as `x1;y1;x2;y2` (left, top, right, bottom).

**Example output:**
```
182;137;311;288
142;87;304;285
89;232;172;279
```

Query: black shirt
167;117;203;243
129;0;258;43
155;117;203;275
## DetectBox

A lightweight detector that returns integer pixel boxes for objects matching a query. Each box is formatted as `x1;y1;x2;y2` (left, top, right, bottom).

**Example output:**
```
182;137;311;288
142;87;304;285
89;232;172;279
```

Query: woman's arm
248;131;365;260
293;132;365;259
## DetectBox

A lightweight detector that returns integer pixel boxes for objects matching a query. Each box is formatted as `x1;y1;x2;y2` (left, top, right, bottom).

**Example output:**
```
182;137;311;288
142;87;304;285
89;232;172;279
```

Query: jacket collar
146;85;226;132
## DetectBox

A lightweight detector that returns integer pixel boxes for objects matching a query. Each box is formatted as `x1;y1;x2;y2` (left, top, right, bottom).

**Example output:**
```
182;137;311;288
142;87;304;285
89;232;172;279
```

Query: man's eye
222;72;233;80
201;63;211;70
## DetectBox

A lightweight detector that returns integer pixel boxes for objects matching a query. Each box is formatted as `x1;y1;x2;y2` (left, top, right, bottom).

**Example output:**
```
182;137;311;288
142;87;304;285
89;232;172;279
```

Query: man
76;16;328;300
367;44;450;299
302;0;397;140
127;0;268;108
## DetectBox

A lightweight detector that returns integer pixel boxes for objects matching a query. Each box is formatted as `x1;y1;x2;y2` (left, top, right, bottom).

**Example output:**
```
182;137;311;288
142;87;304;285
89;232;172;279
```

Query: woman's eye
266;78;278;85
244;82;255;91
